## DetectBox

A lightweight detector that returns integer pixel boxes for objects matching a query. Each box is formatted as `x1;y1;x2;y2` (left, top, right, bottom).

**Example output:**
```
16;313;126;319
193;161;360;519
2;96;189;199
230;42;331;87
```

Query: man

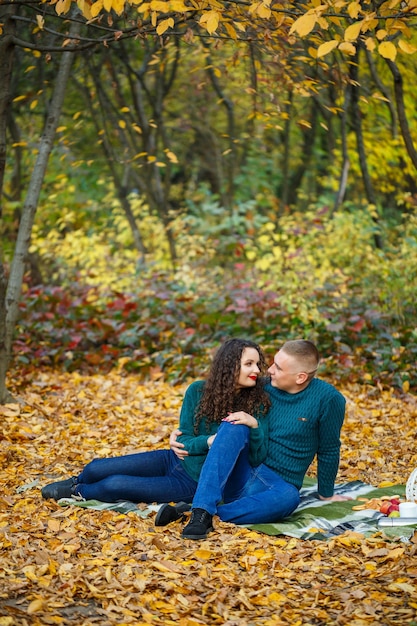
162;340;349;540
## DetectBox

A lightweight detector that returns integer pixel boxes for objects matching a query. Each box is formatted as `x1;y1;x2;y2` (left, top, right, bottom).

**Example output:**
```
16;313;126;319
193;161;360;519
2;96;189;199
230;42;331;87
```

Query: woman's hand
170;428;188;460
222;411;258;428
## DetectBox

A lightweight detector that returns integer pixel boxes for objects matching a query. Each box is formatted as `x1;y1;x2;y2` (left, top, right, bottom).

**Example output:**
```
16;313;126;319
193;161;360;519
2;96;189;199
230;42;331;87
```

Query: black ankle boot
181;508;213;540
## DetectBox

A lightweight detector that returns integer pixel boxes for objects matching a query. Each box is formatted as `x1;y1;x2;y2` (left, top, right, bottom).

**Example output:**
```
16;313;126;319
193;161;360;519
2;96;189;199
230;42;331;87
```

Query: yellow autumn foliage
0;370;416;624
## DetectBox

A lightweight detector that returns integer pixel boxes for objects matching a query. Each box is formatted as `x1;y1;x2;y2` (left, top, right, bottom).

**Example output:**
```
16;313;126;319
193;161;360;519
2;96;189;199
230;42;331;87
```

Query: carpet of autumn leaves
1;369;417;626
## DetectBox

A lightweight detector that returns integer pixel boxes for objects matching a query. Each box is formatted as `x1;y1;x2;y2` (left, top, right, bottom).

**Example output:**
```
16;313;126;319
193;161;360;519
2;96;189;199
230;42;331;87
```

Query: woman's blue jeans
192;422;300;524
75;449;197;504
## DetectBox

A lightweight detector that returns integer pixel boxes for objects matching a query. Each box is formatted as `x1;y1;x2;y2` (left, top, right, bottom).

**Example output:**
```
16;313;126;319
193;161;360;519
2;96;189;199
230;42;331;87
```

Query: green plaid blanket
56;479;417;542
247;479;415;541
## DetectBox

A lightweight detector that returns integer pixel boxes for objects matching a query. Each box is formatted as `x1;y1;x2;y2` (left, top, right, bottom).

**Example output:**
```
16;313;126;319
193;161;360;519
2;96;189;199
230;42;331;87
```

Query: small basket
406;468;417;503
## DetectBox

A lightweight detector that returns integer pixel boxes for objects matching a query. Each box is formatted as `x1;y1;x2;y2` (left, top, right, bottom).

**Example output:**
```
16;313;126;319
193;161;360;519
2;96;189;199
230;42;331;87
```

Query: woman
41;338;271;508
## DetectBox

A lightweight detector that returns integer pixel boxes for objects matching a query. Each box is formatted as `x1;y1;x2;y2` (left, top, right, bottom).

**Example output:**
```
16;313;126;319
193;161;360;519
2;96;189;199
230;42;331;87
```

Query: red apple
387;504;400;514
379;501;391;515
390;498;400;506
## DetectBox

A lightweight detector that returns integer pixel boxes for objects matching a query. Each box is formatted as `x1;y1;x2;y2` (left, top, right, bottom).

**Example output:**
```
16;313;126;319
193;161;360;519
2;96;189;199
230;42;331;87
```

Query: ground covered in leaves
1;370;417;626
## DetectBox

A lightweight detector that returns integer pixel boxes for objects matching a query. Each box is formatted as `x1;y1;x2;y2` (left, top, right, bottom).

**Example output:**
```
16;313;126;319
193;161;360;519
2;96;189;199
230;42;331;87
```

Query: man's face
268;350;301;393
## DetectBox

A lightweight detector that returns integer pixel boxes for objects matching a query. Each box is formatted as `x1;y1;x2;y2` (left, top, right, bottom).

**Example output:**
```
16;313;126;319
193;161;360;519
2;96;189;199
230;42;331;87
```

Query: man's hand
222;411;258;428
207;434;216;448
170;428;188;460
318;494;352;502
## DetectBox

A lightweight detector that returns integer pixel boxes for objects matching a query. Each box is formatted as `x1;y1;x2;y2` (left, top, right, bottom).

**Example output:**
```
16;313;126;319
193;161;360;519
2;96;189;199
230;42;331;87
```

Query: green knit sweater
177;380;268;482
264;378;346;497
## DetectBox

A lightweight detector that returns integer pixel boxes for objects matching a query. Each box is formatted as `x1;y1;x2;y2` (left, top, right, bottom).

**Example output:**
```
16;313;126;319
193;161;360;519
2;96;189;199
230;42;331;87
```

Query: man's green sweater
264;378;346;497
177;380;268;482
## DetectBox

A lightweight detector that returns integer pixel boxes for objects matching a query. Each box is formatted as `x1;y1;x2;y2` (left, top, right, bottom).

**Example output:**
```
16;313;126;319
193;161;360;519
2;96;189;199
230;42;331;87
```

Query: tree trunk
0;16;80;404
0;3;16;216
75;65;148;260
280;90;293;210
286;99;319;207
349;50;382;249
385;58;417;171
204;42;236;211
103;42;179;265
0;263;13;403
0;4;17;403
365;50;397;137
333;83;351;213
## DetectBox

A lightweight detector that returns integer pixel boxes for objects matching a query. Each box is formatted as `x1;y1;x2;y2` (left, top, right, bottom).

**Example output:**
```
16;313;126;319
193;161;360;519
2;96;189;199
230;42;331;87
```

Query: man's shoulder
310;378;345;401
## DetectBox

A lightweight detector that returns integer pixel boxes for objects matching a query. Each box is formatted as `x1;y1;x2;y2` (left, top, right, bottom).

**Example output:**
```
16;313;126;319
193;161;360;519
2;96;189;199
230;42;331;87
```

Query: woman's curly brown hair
194;338;271;434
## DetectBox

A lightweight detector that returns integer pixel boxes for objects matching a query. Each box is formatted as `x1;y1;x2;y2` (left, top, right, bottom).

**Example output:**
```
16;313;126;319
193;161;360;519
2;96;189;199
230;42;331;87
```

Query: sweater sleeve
176;381;213;455
248;412;269;466
316;391;346;497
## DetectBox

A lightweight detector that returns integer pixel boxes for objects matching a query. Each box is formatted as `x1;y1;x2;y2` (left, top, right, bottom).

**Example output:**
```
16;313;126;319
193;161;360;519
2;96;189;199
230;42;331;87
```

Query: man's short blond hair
281;340;320;376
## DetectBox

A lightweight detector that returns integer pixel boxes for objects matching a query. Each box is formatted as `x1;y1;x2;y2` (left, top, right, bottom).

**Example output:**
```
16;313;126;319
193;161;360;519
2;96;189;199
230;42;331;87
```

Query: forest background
1;0;417;398
1;0;417;623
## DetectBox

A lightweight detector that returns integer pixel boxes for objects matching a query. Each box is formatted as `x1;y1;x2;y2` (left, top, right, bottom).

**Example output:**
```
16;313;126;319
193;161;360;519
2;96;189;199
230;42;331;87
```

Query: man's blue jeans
75;449;197;503
192;422;300;524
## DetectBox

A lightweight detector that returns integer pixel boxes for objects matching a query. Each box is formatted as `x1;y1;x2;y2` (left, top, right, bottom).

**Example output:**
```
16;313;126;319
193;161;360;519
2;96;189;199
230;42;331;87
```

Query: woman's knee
218;421;250;442
78;458;103;483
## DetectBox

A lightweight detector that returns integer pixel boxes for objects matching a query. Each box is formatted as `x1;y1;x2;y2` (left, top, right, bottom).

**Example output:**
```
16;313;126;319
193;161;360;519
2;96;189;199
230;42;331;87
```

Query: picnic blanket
247;479;415;541
55;479;417;542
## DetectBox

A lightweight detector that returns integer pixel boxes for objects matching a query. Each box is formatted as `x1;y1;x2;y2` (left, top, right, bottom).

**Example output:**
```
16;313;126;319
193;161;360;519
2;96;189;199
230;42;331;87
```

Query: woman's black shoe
41;477;78;500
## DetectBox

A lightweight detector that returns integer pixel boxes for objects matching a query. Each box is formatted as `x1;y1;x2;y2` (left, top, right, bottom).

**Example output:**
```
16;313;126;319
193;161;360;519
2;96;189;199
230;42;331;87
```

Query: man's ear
296;372;309;385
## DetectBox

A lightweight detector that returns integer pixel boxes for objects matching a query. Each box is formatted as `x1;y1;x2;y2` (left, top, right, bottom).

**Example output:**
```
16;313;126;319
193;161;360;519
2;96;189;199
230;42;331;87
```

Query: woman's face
236;347;261;389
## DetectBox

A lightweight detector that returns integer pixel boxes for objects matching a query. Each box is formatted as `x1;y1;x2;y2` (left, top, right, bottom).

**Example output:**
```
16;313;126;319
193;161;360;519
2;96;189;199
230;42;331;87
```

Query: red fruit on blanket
379;501;391;515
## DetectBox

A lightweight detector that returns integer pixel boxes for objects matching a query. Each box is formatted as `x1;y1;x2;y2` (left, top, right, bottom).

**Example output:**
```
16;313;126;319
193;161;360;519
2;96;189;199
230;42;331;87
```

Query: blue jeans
75;449;197;503
192;422;300;524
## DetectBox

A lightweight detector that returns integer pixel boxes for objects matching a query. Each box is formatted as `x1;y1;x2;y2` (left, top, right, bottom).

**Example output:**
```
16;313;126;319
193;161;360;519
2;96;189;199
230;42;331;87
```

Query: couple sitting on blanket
42;338;351;540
